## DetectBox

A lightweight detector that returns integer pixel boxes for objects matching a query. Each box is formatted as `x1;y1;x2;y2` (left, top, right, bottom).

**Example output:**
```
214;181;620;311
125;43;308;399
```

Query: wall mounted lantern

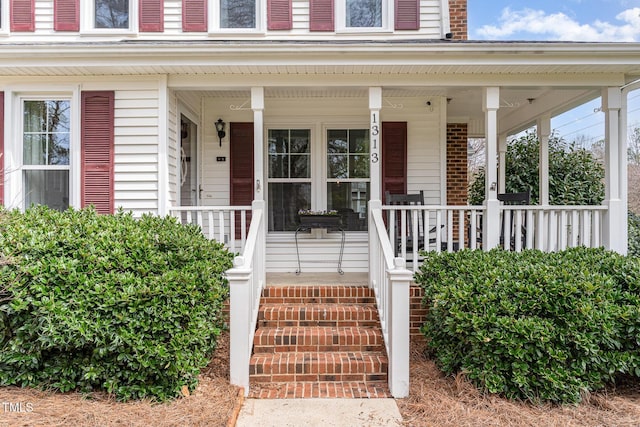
215;118;226;146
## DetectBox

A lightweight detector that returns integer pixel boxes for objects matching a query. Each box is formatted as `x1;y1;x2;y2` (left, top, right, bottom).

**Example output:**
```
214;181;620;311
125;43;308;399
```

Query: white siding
7;0;446;41
167;90;179;206
113;88;161;216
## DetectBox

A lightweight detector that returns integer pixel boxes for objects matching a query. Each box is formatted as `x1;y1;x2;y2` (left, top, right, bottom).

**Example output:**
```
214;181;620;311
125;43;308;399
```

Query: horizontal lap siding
113;89;160;215
167;90;179;207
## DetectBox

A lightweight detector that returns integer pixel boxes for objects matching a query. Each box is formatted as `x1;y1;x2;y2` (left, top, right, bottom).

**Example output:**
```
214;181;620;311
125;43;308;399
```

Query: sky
467;0;640;144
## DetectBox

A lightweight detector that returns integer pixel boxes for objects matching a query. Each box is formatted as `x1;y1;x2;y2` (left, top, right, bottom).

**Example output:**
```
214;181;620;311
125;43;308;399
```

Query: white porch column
498;132;507;193
483;87;501;250
602;87;627;254
537;114;551;206
252;87;265;201
369;87;382;201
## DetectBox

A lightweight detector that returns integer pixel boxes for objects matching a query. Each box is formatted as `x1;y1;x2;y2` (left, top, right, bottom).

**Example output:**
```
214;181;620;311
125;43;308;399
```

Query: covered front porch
162;45;639;398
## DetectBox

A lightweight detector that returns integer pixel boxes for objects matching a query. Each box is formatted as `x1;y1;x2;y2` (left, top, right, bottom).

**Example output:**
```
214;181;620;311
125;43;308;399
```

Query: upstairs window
337;0;391;32
220;0;255;29
95;0;129;29
346;0;381;27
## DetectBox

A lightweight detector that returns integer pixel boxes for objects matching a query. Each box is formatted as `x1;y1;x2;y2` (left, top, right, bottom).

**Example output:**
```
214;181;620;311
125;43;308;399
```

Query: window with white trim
83;0;136;32
21;99;72;211
326;129;369;231
267;129;311;232
0;0;7;33
337;0;392;31
213;0;263;32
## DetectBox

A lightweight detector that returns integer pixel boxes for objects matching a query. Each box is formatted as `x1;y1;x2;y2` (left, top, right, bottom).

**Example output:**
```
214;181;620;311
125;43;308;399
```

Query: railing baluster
435;210;442;252
458;209;464;251
525;210;534;249
470;210;477;250
411;209;418;271
514;209;523;252
207;211;214;240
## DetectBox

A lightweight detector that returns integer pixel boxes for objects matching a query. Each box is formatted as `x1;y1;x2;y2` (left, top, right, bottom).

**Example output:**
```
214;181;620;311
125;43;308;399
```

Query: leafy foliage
469;132;605;206
0;206;234;401
416;248;640;403
629;212;640;257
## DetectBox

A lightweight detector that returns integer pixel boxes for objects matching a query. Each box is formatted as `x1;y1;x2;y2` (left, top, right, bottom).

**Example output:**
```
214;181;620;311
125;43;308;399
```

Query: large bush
630;212;640;257
416;248;640;403
469;132;605;205
0;206;234;401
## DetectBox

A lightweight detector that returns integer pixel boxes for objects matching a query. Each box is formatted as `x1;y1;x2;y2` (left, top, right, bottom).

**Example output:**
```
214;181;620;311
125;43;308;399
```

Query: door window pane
221;0;256;28
268;183;311;231
346;0;382;27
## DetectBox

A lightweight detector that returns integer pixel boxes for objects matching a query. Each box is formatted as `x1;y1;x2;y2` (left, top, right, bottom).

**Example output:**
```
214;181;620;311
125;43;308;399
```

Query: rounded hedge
0;206;234;401
416;247;640;403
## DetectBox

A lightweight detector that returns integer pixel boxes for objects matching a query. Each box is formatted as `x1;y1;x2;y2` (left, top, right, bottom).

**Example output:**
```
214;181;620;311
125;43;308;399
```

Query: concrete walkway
236;398;403;427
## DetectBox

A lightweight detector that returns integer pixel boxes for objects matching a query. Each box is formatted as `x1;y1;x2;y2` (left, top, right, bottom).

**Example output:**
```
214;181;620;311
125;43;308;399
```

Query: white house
1;0;639;398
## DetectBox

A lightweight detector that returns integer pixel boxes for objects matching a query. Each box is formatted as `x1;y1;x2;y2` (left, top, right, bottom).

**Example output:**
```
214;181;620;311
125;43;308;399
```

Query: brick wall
449;0;468;40
447;123;468;206
410;285;427;343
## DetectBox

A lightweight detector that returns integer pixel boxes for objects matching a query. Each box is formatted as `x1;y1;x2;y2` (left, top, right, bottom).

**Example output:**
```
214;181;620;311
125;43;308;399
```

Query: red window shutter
267;0;292;30
395;0;419;30
81;91;115;215
54;0;79;31
309;0;333;31
0;92;4;206
140;0;164;32
382;122;408;199
182;0;207;32
230;123;254;238
11;0;35;32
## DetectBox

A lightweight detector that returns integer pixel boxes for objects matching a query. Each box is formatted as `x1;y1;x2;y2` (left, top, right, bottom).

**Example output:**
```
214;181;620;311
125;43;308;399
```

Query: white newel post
602;87;627;254
388;258;413;398
369;87;382;201
483;87;501;250
252;87;265;201
228;257;251;392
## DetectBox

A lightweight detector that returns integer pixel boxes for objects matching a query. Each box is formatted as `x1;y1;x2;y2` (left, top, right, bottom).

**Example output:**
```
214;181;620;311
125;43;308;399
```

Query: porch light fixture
215;118;226;146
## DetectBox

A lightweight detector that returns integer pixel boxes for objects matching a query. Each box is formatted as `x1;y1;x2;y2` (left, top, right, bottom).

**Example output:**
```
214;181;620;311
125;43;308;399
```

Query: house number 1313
371;113;379;163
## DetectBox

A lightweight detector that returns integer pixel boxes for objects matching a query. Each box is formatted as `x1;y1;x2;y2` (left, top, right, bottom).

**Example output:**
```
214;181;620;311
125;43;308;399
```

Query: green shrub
0;206;234;401
629;212;640;257
416;248;640;403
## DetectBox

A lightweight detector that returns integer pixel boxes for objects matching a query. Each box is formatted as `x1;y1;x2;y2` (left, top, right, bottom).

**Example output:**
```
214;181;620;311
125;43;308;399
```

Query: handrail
226;200;265;396
369;200;413;398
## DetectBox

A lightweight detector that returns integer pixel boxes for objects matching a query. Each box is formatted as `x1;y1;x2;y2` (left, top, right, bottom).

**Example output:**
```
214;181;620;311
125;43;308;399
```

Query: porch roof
2;39;639;136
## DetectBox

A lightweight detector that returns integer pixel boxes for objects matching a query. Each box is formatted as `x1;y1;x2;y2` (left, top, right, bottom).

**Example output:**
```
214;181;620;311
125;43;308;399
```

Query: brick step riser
261;287;375;300
261;297;376;305
249;354;388;377
253;328;384;353
259;306;378;321
249;382;391;399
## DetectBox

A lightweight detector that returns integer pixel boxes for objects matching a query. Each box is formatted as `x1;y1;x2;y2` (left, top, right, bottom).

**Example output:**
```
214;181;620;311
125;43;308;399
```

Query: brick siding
449;0;468;40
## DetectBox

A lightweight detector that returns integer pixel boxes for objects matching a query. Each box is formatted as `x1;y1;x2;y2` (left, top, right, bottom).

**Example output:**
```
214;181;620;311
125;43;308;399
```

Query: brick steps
258;304;379;328
249;285;390;399
253;326;384;353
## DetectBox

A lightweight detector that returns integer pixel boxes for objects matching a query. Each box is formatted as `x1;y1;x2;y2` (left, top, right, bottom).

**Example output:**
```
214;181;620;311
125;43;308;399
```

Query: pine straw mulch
0;332;241;427
396;341;640;427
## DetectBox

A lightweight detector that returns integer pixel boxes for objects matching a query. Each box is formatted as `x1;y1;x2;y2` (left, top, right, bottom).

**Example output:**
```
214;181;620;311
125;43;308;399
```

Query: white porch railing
383;205;486;272
169;205;252;253
369;200;413;398
225;200;266;397
381;204;608;271
500;205;607;252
